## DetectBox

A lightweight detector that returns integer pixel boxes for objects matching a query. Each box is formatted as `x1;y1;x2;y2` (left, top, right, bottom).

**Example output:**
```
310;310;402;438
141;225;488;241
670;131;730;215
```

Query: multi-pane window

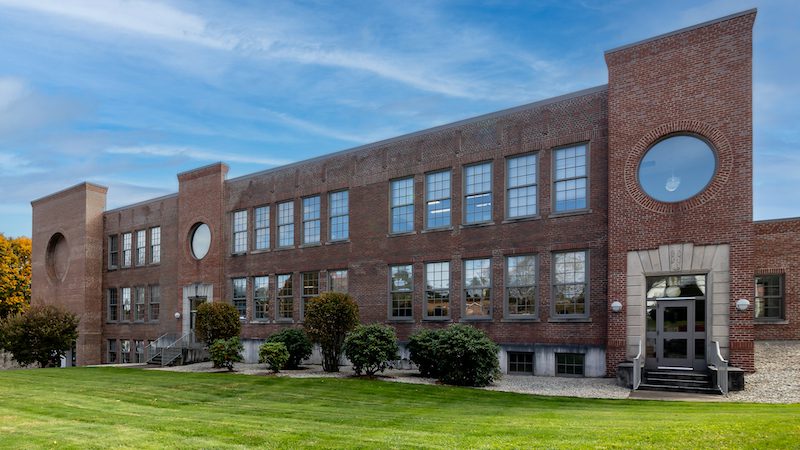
277;274;293;320
553;251;588;316
301;272;320;319
507;154;537;218
232;278;247;321
755;275;784;320
425;262;450;319
302;196;321;245
233;210;248;253
329;191;349;241
136;230;146;266
120;340;131;364
121;232;132;267
390;265;413;319
464;259;491;317
554;144;588;212
254;276;270;321
556;353;585;376
464;163;492;224
254;206;270;250
506;255;537;316
107;288;118;322
107;340;117;363
134;287;146;321
391;178;414;233
278;201;294;247
149;285;160;321
508;352;534;374
150;226;161;264
425;171;451;229
121;287;131;321
328;269;348;293
134;340;145;363
108;235;119;269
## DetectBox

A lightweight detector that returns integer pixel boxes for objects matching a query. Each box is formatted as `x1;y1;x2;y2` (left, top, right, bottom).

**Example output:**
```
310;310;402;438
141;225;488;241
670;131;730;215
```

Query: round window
637;134;717;203
190;223;211;260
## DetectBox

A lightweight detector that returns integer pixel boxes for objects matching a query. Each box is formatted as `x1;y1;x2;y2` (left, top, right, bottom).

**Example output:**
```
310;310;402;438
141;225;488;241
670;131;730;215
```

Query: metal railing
632;339;643;390
708;340;729;394
145;331;207;366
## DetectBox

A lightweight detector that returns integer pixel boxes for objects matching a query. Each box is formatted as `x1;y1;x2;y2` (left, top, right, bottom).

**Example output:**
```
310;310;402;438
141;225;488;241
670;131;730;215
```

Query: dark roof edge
604;8;757;55
30;181;108;206
104;193;179;214
228;84;609;184
754;216;800;225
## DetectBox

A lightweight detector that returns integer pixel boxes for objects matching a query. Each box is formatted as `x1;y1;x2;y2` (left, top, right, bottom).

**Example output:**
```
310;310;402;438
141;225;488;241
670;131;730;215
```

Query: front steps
638;369;722;395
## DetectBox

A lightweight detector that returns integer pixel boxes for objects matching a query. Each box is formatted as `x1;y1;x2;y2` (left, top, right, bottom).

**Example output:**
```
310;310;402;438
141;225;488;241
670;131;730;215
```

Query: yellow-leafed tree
0;234;31;319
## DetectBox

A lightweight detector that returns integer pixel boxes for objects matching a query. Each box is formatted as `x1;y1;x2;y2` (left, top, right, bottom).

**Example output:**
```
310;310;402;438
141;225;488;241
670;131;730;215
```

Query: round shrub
304;292;359;372
266;328;313;369
259;342;290;373
343;324;399;376
407;328;443;377
436;325;500;387
195;302;241;345
208;337;244;371
0;305;79;368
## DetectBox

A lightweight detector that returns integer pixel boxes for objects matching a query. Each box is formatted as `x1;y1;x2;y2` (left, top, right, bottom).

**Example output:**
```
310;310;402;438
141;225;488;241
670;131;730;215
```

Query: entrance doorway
189;296;207;331
645;275;707;370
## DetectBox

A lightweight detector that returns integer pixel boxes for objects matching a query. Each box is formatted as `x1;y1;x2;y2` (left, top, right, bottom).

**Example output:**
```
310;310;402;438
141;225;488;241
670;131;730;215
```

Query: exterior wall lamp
174;312;182;319
736;298;750;312
611;301;623;313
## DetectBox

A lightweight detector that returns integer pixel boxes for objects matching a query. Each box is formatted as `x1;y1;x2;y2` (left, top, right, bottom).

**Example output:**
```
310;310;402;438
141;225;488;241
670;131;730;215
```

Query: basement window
556;353;584;377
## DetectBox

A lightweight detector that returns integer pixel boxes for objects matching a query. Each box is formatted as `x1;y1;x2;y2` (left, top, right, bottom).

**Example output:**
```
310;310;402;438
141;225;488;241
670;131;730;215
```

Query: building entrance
645;275;707;370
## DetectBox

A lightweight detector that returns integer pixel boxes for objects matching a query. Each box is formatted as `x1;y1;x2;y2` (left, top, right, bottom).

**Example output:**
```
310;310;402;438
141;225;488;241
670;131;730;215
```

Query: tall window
277;274;293;320
506;255;537;317
120;340;131;364
302;196;321;244
254;276;270;321
755;275;784;320
329;191;349;241
149;285;160;321
121;287;131;321
391;178;414;233
107;288;118;322
150;226;161;264
278;201;294;247
254;206;270;250
233;210;248;253
553;144;588;212
107;340;117;363
425;171;451;229
328;269;348;293
553;251;588;316
301;272;320;319
108;235;119;269
136;230;146;266
425;262;450;319
464;259;491;317
134;287;146;321
232;278;247;321
464;162;492;224
390;265;413;319
134;340;145;363
121;232;132;267
507;154;537;218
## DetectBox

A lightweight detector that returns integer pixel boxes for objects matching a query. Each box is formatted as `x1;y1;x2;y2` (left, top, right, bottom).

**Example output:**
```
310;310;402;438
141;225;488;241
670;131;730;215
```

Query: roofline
754;216;800;225
104;193;179;214
30;181;108;206
605;8;757;55
228;84;609;183
177;161;229;178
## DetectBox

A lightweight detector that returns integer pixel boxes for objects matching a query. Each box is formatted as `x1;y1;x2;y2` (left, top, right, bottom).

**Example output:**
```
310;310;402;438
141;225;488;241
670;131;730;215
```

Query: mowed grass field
0;368;798;449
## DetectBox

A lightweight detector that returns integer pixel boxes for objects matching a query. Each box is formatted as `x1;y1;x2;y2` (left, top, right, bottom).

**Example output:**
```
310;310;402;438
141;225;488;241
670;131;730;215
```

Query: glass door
658;300;694;368
645;275;707;370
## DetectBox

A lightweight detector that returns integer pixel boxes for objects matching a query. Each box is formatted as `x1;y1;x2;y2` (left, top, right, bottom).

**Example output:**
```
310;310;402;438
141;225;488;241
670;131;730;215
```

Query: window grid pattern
254;206;269;250
425;262;450;318
232;278;247;321
120;339;131;364
465;163;492;224
121;233;132;267
150;227;161;264
391;178;414;233
278;202;294;247
233;210;248;253
254;276;270;321
425;171;451;229
134;340;145;363
303;196;321;244
508;352;534;374
301;272;320;319
107;288;118;322
136;230;146;266
507;155;537;218
554;145;588;212
755;275;783;319
329;191;349;241
277;274;293;320
109;235;119;268
108;340;117;364
134;287;145;321
553;251;588;316
390;265;413;318
149;285;160;321
328;269;348;293
464;259;491;317
506;255;537;316
121;287;131;321
556;353;585;376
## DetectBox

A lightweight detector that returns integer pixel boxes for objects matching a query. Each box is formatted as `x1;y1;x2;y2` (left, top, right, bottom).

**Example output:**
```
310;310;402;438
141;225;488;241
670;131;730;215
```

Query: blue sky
0;0;797;238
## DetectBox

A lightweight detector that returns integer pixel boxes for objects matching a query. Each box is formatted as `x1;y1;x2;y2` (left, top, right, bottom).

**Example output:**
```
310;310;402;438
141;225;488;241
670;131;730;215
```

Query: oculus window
191;223;211;260
638;134;716;203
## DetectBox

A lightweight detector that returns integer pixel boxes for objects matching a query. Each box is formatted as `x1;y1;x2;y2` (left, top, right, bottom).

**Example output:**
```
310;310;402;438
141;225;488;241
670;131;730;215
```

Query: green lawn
0;368;797;449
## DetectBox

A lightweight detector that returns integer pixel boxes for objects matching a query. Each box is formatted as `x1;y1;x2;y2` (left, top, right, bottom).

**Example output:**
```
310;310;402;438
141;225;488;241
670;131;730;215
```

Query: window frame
107;288;118;322
754;274;785;321
300;271;320;320
463;161;494;225
120;339;131;364
302;195;322;245
135;229;146;266
277;201;295;248
276;273;294;321
107;339;117;364
121;232;132;268
505;152;538;219
390;177;415;234
388;264;414;320
555;352;585;377
232;277;247;321
120;287;131;322
424;169;452;230
463;258;492;320
108;235;119;270
552;142;590;214
550;250;590;320
149;285;160;322
254;205;270;251
328;269;348;293
134;286;146;322
149;226;161;264
504;254;539;320
328;190;349;242
253;275;270;322
232;209;248;254
424;261;451;321
507;351;534;375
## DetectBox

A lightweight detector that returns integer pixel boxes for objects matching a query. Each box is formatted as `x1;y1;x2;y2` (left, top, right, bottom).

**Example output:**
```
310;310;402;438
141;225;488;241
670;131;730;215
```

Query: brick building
30;9;800;386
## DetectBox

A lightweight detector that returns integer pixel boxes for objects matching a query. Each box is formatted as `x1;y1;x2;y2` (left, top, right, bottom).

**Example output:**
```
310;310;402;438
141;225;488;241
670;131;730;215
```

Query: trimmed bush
208;337;243;371
304;292;359;372
344;324;399;376
259;342;289;373
436;325;500;387
265;328;313;369
407;328;443;377
195;302;241;345
0;305;78;368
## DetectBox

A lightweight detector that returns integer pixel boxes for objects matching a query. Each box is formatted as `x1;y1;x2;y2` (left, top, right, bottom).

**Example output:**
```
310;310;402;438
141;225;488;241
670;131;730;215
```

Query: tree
303;292;359;372
194;302;241;345
343;324;399;376
0;305;79;367
265;328;313;369
0;234;31;320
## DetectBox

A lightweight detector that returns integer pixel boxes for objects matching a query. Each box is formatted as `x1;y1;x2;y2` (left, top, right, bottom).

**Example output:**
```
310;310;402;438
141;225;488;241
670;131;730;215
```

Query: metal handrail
632;339;643;390
708;340;729;394
145;332;182;364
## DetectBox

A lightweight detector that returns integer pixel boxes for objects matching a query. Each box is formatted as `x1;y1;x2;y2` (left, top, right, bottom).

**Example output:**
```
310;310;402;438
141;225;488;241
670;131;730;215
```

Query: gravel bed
726;340;800;404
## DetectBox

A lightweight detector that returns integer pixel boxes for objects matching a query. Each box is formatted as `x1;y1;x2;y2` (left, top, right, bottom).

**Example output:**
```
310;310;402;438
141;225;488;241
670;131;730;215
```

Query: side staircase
146;332;208;366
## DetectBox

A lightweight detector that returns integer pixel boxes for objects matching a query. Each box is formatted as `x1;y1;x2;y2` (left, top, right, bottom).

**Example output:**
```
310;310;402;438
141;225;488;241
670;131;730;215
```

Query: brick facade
754;218;800;340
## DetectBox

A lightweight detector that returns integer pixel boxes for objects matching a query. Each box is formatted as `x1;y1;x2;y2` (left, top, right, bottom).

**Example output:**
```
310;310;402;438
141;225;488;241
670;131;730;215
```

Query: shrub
208;337;243;371
436;325;500;387
259;342;289;373
0;305;79;367
343;324;399;376
195;302;241;345
265;328;312;369
407;328;443;377
303;292;359;372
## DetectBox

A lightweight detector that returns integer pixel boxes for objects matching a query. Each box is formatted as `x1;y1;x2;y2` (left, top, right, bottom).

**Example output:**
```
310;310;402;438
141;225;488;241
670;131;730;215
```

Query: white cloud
105;145;292;166
0;152;47;175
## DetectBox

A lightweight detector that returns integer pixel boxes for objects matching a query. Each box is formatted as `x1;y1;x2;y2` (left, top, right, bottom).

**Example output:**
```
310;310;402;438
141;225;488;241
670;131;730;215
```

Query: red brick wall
754;218;800;340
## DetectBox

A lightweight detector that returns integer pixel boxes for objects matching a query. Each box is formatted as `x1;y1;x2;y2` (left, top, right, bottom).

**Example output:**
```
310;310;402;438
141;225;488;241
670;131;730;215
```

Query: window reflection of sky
638;135;716;202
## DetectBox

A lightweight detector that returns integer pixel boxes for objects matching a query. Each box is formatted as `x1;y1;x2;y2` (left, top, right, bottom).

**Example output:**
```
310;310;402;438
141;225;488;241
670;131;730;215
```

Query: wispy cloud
0;152;47;175
105;145;293;166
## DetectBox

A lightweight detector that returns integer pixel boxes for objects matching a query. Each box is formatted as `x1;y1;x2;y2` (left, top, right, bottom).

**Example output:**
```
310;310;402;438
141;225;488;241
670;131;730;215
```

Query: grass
0;368;798;449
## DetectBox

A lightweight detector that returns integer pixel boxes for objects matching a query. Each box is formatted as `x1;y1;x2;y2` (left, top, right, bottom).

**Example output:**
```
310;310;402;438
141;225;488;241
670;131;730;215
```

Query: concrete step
638;383;722;395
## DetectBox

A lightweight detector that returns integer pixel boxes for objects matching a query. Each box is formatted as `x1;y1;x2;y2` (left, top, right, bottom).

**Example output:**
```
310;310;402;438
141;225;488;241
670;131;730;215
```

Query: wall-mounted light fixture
736;298;750;312
611;301;623;313
174;312;182;320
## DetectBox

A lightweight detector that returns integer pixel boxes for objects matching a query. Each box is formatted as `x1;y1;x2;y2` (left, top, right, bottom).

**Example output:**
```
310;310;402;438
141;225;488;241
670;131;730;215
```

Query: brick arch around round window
623;120;733;214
